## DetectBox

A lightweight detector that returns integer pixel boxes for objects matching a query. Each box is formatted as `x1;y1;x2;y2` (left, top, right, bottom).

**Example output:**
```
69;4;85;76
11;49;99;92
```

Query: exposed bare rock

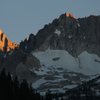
0;28;18;52
16;62;37;84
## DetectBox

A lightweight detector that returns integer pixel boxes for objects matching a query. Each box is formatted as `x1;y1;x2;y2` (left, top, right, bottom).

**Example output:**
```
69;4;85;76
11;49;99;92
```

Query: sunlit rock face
65;12;76;19
0;28;18;52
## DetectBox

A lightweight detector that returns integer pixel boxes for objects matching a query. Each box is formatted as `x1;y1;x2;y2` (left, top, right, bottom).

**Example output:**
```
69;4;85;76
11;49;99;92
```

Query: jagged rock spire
0;28;18;52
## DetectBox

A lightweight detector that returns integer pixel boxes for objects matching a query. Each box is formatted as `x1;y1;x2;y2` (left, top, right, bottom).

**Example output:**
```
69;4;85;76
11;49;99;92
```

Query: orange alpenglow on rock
65;12;76;19
0;28;19;52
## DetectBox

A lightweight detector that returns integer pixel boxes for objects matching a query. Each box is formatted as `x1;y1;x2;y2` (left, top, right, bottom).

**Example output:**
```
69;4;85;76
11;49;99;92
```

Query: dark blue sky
0;0;100;43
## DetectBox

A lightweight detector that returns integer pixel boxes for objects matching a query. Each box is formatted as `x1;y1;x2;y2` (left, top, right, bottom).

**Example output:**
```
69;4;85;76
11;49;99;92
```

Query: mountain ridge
19;13;100;57
1;13;100;92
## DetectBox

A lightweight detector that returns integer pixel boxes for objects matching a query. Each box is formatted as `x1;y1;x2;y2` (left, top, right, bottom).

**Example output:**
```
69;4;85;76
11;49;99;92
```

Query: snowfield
32;49;100;75
32;49;100;92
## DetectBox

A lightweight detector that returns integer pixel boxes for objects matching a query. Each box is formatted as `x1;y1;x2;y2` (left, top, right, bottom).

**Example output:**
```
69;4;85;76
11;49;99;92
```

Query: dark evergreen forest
0;68;100;100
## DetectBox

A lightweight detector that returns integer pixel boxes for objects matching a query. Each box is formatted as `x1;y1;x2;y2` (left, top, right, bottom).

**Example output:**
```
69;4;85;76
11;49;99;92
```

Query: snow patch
68;35;72;39
77;23;80;27
32;78;46;89
63;84;77;89
54;29;61;36
78;51;100;75
83;36;86;39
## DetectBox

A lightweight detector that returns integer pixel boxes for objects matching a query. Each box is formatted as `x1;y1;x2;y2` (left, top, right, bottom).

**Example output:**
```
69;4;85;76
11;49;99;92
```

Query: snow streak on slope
32;49;100;92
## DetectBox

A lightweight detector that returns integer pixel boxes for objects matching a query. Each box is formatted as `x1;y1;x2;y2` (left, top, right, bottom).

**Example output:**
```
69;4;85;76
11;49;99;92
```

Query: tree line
0;68;64;100
0;68;100;100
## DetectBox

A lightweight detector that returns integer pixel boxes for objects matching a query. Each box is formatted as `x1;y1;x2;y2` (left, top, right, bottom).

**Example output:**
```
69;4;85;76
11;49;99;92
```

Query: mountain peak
65;12;76;19
0;29;19;52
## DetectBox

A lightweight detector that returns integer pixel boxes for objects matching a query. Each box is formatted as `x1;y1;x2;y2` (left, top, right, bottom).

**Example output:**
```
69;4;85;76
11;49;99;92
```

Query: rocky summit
0;29;18;52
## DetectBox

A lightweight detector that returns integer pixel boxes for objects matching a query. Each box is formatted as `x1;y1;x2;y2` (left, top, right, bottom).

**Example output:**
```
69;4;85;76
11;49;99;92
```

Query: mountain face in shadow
19;13;100;57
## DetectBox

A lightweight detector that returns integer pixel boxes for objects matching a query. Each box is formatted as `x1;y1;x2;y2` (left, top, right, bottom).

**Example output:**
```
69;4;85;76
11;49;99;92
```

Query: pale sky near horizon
0;0;100;43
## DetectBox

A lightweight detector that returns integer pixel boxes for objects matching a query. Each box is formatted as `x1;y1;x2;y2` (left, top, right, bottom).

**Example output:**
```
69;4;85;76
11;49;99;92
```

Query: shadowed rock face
0;48;41;83
19;13;100;57
16;54;40;83
0;29;18;52
36;14;100;57
20;33;36;52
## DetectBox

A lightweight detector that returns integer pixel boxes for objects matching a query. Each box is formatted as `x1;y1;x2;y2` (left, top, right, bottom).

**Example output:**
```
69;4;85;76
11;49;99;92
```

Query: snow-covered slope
33;49;100;75
31;49;100;92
